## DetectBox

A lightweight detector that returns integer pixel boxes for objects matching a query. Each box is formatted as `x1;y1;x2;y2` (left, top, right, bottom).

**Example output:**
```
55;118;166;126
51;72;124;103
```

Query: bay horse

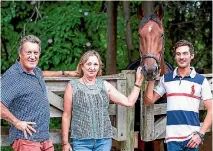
137;6;169;80
127;5;173;151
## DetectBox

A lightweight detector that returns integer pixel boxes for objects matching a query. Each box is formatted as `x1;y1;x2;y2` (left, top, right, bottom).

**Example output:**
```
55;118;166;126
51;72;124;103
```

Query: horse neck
160;57;168;75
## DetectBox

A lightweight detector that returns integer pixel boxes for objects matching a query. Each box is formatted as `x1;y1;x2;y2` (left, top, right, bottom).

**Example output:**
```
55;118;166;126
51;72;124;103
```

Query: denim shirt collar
15;59;39;75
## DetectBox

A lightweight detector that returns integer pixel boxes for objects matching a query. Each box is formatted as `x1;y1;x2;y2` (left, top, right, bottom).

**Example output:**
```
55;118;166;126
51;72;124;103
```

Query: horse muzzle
141;54;161;80
141;64;159;80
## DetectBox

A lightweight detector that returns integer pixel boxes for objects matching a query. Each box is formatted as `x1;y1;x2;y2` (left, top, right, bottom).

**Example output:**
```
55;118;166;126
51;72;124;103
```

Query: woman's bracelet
134;83;141;88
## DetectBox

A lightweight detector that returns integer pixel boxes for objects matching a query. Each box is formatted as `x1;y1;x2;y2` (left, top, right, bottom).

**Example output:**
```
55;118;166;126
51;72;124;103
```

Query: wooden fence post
120;70;135;151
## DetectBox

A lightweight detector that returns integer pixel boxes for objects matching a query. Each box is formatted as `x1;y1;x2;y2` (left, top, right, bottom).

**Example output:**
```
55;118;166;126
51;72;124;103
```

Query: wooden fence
1;71;212;151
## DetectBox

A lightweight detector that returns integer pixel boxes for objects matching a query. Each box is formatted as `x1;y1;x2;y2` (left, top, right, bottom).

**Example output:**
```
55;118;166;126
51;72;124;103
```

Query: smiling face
175;45;194;69
77;50;103;77
82;55;100;78
19;41;40;73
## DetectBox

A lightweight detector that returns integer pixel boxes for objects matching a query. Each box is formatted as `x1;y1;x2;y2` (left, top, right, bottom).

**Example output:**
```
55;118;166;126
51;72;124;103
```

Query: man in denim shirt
0;35;54;151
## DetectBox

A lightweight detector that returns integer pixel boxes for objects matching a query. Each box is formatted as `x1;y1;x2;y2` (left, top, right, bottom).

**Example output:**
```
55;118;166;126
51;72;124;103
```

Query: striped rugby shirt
154;67;212;143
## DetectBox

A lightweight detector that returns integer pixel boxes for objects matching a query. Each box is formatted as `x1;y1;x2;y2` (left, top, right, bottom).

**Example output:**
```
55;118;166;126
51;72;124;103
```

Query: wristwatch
195;131;205;141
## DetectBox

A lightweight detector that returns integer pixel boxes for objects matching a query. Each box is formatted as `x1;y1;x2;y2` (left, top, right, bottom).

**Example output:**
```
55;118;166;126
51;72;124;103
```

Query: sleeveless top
69;78;113;139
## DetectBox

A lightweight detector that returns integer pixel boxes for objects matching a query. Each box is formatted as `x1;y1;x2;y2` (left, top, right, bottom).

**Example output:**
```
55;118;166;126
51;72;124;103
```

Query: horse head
138;6;168;80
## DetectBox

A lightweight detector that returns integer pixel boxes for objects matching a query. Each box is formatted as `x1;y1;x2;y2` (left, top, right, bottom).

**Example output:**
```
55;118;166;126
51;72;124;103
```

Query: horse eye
161;33;164;38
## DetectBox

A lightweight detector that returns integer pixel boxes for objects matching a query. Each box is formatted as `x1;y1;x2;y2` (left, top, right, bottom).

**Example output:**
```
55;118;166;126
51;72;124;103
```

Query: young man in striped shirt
144;40;212;151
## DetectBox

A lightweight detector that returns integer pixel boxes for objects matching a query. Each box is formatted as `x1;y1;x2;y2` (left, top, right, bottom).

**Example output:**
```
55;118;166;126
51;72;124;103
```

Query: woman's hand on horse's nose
136;66;144;79
136;66;142;73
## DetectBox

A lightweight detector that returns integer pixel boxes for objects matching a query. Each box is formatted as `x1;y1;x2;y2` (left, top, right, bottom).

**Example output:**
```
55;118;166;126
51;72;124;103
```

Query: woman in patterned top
62;50;144;151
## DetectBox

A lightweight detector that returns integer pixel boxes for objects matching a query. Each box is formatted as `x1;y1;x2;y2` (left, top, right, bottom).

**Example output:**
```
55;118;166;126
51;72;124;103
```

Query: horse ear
155;5;164;20
137;5;145;20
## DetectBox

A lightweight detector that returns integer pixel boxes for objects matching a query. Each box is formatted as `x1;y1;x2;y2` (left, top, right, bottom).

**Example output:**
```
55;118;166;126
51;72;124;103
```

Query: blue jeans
72;138;112;151
167;139;199;151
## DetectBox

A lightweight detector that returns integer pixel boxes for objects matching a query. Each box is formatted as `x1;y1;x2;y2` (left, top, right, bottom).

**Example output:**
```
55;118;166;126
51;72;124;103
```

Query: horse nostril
155;67;158;73
142;65;148;75
143;69;147;75
152;64;158;72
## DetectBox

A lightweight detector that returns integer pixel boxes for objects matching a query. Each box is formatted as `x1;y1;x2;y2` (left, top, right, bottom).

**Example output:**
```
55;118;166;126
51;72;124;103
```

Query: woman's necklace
82;78;96;90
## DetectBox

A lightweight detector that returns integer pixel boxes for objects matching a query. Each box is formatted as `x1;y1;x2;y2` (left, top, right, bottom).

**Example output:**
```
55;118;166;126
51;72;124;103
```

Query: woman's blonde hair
77;50;103;77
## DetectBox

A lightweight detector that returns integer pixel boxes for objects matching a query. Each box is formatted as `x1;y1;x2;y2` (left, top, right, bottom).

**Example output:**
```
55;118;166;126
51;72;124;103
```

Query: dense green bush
1;1;212;74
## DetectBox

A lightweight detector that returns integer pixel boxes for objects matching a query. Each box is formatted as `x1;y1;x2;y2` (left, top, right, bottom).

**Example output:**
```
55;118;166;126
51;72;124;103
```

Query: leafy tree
2;1;211;74
162;1;212;71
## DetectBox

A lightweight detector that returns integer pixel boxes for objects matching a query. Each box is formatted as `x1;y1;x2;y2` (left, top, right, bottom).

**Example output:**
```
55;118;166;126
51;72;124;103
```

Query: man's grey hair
18;35;41;53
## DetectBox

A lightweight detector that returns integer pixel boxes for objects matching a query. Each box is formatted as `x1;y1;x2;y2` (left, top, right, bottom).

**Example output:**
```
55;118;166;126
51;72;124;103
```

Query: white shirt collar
173;67;196;78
